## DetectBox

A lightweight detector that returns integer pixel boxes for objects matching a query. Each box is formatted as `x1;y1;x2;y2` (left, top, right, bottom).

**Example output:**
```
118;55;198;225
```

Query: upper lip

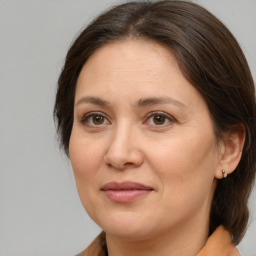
101;181;153;191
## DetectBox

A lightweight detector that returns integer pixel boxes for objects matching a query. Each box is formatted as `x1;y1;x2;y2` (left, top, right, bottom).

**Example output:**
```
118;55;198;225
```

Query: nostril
124;162;134;167
106;161;135;170
106;163;112;168
104;144;144;170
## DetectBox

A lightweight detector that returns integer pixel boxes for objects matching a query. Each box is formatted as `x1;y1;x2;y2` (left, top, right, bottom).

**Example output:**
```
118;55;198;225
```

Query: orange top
77;226;240;256
197;226;240;256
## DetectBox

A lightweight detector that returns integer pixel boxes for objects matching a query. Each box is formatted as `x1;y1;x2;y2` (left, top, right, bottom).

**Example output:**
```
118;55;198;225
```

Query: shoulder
75;232;107;256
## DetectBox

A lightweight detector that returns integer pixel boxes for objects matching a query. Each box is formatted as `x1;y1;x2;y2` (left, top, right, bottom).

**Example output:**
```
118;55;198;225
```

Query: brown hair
54;0;256;244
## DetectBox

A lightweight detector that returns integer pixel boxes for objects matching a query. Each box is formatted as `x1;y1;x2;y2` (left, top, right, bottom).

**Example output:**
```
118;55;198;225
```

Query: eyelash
80;111;175;128
80;112;110;127
144;111;175;127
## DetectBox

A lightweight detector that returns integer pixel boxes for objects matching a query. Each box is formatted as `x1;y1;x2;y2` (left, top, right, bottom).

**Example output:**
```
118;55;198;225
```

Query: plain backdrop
0;0;255;255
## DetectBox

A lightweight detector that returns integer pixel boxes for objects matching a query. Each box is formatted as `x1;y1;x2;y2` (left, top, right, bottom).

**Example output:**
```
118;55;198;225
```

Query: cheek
146;135;218;222
148;130;219;196
150;132;217;171
69;132;108;219
69;132;104;187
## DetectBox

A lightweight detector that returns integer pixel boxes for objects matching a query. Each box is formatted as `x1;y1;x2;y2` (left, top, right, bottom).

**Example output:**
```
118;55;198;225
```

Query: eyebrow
137;97;187;108
75;96;187;109
75;96;110;107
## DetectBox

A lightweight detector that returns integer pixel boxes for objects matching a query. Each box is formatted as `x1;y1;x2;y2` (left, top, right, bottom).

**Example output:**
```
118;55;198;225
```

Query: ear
215;124;246;179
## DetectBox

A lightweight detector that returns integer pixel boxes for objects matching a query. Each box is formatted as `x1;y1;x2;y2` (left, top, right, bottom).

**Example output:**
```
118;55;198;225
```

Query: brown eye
81;113;109;127
92;115;105;125
153;115;166;125
145;112;174;127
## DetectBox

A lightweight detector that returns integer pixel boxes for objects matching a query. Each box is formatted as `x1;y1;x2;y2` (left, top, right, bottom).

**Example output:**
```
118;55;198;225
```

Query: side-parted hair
54;0;256;244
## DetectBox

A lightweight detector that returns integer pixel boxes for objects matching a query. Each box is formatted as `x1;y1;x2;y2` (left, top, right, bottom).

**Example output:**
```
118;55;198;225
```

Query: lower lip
103;190;152;203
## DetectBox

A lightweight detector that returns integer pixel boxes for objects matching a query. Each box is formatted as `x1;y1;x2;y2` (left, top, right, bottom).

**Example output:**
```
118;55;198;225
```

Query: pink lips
101;181;153;203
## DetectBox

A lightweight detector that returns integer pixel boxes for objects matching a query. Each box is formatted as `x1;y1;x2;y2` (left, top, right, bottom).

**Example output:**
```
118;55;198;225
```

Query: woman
54;1;256;255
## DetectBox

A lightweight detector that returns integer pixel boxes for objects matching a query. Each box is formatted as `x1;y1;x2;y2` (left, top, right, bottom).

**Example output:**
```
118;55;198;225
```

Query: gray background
0;0;255;255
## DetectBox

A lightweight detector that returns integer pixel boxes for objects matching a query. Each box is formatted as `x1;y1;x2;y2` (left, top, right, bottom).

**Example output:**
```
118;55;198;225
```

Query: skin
69;40;244;256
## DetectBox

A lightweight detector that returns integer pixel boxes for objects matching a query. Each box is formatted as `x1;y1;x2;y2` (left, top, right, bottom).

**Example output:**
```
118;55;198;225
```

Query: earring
222;170;228;178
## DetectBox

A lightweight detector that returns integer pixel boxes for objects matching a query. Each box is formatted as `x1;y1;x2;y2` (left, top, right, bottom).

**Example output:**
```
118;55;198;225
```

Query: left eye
146;113;174;126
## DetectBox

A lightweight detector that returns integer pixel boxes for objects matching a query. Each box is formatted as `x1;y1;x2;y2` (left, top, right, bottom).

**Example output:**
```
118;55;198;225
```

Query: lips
101;181;153;203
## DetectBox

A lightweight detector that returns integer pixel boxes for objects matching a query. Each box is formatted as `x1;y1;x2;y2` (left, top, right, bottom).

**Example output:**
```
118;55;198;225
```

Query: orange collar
197;226;240;256
77;226;240;256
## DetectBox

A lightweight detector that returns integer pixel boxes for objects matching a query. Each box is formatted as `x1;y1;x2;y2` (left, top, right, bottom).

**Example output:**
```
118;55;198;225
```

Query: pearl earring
222;170;228;178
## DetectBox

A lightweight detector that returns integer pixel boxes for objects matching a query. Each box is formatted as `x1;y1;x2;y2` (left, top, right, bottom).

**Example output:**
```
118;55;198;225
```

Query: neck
106;217;209;256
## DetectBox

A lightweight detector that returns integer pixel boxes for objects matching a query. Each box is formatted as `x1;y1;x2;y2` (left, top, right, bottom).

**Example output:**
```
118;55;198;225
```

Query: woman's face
69;40;222;240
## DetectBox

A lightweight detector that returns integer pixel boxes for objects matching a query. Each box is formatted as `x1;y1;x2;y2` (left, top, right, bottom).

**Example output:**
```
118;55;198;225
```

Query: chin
95;211;159;241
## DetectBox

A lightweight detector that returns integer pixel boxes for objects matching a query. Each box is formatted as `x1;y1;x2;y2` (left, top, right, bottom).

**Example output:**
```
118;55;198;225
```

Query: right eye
80;113;110;127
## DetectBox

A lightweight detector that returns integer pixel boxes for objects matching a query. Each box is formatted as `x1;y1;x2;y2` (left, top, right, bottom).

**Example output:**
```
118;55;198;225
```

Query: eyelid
144;111;176;126
80;111;111;126
79;111;176;128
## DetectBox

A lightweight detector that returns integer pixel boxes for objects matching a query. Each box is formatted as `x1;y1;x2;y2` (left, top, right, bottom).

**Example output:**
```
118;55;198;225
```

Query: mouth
101;181;153;203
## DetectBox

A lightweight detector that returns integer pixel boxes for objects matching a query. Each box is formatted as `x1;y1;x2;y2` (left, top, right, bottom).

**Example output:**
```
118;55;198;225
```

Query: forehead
76;40;182;92
74;39;207;113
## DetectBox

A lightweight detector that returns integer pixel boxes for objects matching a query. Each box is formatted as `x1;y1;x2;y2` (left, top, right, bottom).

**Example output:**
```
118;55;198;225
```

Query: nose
104;125;144;170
